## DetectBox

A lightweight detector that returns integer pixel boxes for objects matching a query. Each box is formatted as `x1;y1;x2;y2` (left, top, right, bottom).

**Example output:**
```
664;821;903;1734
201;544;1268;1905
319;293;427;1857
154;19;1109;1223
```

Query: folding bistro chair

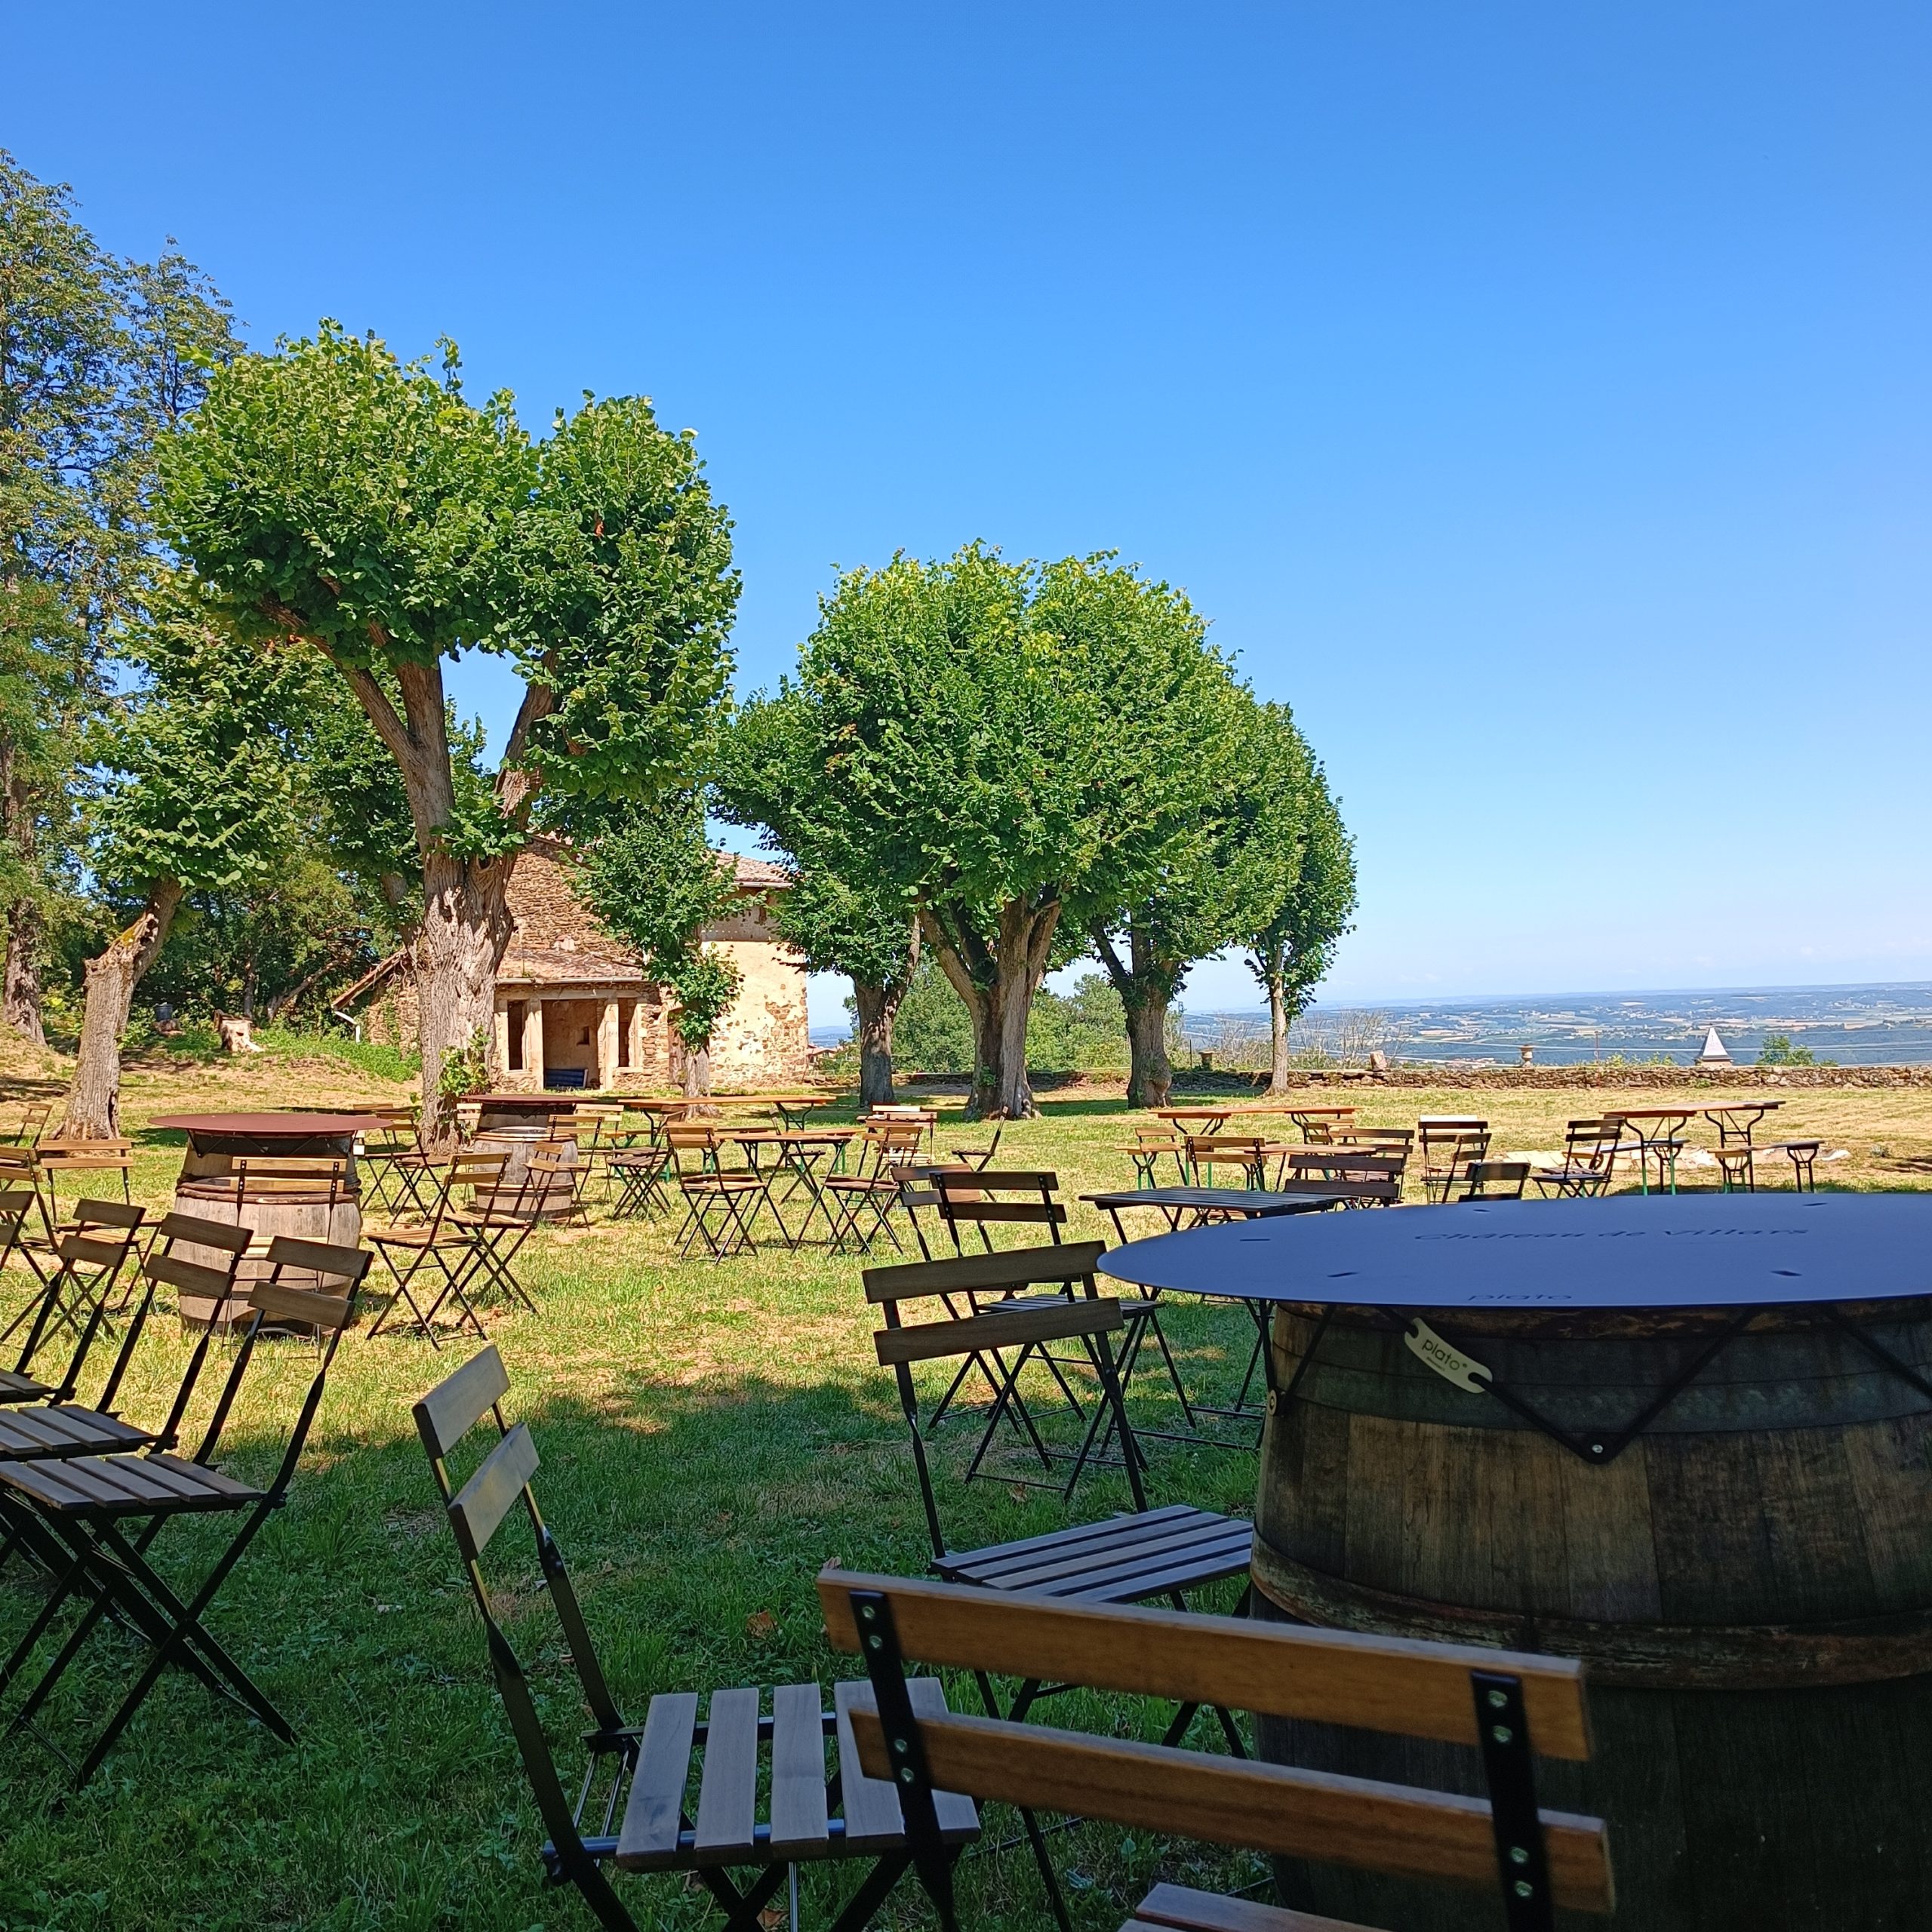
1531;1120;1627;1200
1271;1146;1407;1204
1181;1135;1266;1188
358;1105;434;1217
367;1148;509;1346
1419;1118;1491;1203
664;1125;765;1259
821;1570;1614;1932
823;1122;925;1254
863;1244;1254;1929
5;1100;54;1147
607;1140;675;1220
942;1124;1002;1171
449;1150;554;1314
0;1241;371;1787
413;1345;979;1932
1117;1128;1182;1187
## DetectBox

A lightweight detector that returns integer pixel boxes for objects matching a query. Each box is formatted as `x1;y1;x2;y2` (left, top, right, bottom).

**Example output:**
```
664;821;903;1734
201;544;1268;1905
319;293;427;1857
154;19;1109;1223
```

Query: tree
161;327;738;1129
1086;677;1265;1107
779;545;1232;1118
575;798;743;1096
719;691;918;1105
1231;704;1357;1094
61;595;305;1134
1;152;239;1040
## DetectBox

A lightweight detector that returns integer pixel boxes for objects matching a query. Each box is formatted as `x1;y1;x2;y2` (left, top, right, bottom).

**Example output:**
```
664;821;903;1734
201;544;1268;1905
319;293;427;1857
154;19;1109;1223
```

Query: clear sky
8;3;1929;1020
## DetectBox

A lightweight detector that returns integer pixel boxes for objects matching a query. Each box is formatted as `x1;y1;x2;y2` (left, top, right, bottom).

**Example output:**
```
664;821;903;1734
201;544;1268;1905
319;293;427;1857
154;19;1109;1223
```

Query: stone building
332;836;811;1090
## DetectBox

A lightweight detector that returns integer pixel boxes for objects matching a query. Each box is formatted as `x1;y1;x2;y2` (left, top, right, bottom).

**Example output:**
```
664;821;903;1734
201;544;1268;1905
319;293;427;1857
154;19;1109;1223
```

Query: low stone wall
1293;1063;1932;1091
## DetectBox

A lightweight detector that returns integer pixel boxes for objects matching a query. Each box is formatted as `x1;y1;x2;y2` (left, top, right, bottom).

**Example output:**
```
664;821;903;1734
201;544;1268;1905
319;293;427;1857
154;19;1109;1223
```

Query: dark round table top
1096;1192;1932;1309
151;1112;392;1138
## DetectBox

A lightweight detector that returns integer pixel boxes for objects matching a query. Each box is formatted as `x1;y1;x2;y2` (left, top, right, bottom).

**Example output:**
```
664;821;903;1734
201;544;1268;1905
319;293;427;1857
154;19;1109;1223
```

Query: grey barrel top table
1101;1193;1932;1932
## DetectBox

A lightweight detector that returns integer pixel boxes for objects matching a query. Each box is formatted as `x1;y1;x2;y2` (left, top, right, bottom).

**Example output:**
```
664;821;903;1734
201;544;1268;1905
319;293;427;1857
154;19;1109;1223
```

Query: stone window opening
506;1001;527;1072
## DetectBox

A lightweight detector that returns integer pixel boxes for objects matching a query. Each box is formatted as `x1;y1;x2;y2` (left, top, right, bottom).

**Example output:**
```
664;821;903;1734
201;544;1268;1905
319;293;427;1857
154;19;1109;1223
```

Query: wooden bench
819;1567;1614;1932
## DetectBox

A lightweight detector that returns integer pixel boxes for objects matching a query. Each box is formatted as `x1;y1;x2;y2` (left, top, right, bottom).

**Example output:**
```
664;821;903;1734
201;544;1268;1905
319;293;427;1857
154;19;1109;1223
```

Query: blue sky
8;3;1929;1022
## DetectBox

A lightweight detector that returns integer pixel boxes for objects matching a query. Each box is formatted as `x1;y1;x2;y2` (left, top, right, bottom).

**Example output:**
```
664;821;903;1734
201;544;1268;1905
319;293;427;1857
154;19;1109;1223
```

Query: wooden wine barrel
1254;1297;1932;1930
174;1177;361;1328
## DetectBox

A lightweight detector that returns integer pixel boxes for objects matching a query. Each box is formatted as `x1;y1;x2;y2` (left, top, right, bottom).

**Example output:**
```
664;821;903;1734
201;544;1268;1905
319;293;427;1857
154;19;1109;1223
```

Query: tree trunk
4;899;45;1046
415;850;513;1141
1123;992;1173;1109
2;756;45;1045
852;981;900;1107
924;896;1060;1120
681;1040;712;1097
1267;968;1291;1096
60;881;184;1139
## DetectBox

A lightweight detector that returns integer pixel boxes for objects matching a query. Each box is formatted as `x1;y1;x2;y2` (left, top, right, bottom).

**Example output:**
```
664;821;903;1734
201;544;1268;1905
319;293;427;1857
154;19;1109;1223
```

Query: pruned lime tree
62;593;304;1134
719;692;918;1104
160;325;737;1128
575;796;742;1096
760;544;1236;1118
1231;702;1357;1092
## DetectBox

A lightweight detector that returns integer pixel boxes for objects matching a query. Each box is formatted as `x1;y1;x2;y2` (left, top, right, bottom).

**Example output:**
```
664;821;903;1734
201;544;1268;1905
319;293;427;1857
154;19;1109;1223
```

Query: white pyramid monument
1696;1025;1732;1064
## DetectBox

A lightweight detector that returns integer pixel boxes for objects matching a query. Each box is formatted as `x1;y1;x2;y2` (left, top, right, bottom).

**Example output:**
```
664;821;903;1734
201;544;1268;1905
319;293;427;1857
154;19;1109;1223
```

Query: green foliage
1758;1032;1827;1067
1235;703;1358;1020
576;798;744;1053
1;152;240;1001
435;1026;492;1104
158;322;528;671
87;582;308;903
883;954;977;1072
881;960;1146;1075
514;395;740;806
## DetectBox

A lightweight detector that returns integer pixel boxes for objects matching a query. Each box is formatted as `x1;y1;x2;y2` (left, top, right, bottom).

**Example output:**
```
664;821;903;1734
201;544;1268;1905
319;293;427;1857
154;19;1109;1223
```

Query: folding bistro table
1099;1192;1932;1932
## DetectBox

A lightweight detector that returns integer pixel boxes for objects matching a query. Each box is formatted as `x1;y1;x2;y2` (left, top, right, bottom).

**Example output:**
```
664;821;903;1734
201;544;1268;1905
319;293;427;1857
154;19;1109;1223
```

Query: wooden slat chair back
1335;1126;1415;1152
0;1185;42;1347
0;1214;253;1478
1461;1160;1531;1201
865;1242;1148;1539
527;1140;586;1227
931;1169;1066;1255
413;1346;977;1932
943;1122;1003;1171
820;1569;1614;1932
3;1201;149;1396
1271;1146;1406;1204
34;1139;135;1223
0;1238;370;1786
1118;1129;1182;1187
7;1100;54;1148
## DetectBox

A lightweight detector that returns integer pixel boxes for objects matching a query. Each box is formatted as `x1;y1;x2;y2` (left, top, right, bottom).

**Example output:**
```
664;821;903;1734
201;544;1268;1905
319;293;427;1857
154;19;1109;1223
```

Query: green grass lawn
3;1067;1929;1929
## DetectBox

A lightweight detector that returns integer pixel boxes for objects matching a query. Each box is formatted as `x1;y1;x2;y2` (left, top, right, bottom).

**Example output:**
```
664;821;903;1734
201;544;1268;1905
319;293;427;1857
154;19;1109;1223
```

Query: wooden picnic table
1154;1101;1357;1138
1602;1100;1789;1194
1100;1191;1932;1929
714;1127;861;1244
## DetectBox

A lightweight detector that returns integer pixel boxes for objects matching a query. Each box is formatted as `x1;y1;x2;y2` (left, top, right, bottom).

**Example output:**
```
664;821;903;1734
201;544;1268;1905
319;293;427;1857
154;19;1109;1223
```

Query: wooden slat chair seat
0;1240;371;1788
664;1126;766;1260
413;1345;979;1932
864;1244;1252;1930
819;1570;1615;1932
367;1149;509;1346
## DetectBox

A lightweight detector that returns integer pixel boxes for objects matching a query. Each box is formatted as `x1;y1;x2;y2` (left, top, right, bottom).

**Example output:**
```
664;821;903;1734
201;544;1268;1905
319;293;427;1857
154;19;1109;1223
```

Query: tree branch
495;668;556;829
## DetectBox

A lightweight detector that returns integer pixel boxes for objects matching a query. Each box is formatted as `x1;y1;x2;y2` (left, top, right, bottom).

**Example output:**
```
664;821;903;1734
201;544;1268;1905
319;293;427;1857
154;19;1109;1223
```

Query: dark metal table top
1096;1192;1932;1309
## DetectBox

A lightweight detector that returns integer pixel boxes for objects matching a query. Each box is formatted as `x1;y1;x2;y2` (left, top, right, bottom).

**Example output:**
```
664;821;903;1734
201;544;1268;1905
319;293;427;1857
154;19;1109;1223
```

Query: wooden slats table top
617;1680;978;1872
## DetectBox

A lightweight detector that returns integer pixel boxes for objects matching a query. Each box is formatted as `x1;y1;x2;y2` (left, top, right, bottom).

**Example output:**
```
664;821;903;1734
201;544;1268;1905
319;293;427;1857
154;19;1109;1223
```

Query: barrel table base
174;1180;361;1328
1255;1300;1932;1931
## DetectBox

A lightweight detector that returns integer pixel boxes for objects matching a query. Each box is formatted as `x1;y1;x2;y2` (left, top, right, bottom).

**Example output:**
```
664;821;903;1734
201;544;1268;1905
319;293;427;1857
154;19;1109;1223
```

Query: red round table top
150;1112;394;1136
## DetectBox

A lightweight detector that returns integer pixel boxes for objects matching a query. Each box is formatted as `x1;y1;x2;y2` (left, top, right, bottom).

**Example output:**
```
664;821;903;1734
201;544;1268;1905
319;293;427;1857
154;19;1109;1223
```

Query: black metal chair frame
413;1344;977;1932
0;1241;371;1787
368;1149;510;1346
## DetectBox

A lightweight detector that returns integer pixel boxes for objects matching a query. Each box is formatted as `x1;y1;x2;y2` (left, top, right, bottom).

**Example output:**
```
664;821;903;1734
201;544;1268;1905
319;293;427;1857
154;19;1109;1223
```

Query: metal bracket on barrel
1398;1304;1769;1467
